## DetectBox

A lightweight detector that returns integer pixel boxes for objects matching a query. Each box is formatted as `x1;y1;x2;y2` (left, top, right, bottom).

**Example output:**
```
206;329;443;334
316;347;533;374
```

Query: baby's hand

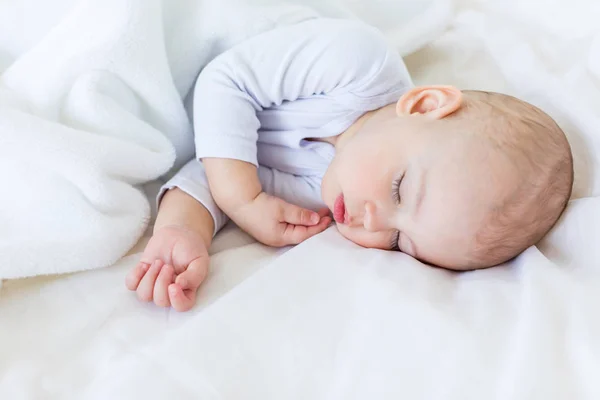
125;225;209;312
230;192;331;247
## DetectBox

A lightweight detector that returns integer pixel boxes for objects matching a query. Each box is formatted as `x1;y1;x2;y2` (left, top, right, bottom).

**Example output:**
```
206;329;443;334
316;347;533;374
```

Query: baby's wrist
153;187;215;247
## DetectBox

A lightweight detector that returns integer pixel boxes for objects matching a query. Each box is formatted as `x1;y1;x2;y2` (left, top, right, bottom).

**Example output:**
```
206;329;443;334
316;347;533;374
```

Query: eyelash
389;231;400;251
389;175;403;251
391;175;402;205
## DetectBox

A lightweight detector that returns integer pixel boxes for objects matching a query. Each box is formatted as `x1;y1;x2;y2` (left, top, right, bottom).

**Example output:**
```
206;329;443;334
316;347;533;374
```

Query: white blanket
0;0;449;279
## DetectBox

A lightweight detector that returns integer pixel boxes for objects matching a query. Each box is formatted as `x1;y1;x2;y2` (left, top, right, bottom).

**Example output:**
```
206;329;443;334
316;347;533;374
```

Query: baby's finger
175;257;208;292
136;260;163;302
153;264;174;308
279;201;320;226
282;216;331;245
168;283;196;312
125;262;149;291
317;208;331;218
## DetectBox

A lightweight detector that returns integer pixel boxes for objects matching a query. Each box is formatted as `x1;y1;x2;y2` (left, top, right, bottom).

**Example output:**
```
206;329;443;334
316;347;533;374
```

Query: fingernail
141;263;149;272
311;213;319;224
169;286;178;296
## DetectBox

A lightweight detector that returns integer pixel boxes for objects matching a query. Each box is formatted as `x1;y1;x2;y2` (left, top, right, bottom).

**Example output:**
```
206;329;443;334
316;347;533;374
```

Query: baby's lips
333;194;346;224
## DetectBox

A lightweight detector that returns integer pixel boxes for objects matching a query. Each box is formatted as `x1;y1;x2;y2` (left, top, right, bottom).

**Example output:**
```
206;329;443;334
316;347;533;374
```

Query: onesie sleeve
157;160;228;236
158;160;324;237
192;17;413;167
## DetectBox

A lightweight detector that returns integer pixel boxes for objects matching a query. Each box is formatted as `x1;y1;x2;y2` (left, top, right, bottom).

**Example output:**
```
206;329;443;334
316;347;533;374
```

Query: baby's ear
396;86;462;120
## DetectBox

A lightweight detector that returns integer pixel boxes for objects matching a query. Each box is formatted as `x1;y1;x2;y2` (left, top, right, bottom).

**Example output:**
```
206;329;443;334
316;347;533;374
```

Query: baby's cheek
343;170;379;199
336;224;393;250
336;151;375;189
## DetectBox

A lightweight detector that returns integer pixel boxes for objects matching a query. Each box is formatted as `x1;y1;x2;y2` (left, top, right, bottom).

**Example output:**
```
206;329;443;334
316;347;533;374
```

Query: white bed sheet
0;224;283;399
2;0;600;398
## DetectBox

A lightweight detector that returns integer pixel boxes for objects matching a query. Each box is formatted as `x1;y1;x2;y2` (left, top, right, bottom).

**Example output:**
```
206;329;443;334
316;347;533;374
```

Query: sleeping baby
126;18;573;311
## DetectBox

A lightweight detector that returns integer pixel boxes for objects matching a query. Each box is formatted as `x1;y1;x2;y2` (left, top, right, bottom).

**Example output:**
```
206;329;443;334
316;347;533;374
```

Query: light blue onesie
160;17;413;235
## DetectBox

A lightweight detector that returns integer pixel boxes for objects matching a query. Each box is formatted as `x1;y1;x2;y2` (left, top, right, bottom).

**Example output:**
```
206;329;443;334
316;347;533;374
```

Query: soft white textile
2;0;600;399
0;0;444;279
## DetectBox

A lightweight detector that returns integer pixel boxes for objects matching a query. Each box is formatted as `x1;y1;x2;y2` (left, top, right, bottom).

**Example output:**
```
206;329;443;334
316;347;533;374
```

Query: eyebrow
396;170;426;258
413;169;427;218
408;170;427;259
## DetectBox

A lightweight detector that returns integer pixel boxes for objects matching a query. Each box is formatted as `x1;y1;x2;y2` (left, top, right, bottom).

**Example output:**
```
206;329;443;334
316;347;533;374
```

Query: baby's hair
458;90;574;268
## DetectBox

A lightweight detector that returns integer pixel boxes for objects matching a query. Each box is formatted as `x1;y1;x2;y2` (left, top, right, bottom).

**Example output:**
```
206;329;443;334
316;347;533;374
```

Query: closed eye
391;173;404;205
388;230;400;251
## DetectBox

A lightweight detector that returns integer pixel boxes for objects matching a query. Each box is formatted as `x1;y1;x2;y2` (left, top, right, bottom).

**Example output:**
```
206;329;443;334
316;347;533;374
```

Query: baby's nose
363;202;385;232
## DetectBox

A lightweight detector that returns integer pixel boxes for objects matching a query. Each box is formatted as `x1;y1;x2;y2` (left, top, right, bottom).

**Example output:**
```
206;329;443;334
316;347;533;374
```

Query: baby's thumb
280;201;320;226
175;257;208;291
169;257;209;312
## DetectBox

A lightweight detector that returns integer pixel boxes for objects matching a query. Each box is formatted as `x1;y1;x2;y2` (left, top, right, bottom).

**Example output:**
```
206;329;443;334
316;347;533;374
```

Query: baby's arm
127;159;328;310
203;157;330;246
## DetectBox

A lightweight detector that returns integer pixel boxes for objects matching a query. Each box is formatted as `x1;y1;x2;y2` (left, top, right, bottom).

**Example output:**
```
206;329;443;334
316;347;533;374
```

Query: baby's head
321;86;573;270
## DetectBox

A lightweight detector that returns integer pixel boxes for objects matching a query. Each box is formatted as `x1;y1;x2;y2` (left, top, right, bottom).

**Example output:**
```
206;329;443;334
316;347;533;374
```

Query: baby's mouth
333;194;347;224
